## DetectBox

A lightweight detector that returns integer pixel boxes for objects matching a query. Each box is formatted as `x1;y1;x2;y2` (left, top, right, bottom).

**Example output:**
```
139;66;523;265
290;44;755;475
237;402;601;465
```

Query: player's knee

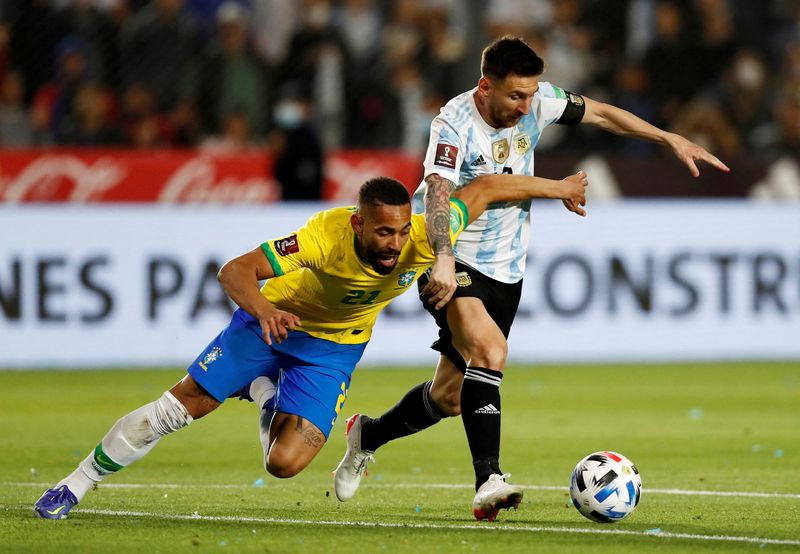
431;387;460;417
265;456;304;479
265;445;311;479
467;337;508;369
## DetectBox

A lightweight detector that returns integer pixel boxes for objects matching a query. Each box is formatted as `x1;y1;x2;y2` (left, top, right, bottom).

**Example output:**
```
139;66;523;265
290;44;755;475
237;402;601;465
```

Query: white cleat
333;413;375;502
471;473;523;521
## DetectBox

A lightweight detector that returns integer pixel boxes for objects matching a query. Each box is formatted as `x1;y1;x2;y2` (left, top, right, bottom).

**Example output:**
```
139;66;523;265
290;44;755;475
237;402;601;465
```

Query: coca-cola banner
1;202;798;368
0;149;422;203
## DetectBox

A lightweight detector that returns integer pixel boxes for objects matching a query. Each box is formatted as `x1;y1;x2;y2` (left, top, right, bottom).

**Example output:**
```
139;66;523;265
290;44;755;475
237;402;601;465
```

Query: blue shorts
187;309;367;438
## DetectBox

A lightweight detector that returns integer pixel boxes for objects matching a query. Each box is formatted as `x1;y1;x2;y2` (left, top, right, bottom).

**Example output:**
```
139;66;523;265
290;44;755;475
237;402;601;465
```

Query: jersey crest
398;270;416;287
513;133;531;154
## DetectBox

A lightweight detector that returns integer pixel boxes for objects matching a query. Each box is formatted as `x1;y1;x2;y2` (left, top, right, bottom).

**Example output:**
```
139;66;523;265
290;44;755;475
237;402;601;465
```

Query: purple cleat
34;485;78;519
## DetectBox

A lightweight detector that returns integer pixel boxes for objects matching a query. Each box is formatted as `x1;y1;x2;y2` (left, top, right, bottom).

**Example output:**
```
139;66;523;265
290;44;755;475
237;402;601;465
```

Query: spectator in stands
281;0;348;149
119;0;200;111
119;82;172;148
713;49;772;150
30;35;91;143
201;105;260;153
752;80;800;156
642;0;702;126
269;92;323;200
56;0;117;87
197;2;270;137
56;80;123;145
0;71;34;146
9;0;64;104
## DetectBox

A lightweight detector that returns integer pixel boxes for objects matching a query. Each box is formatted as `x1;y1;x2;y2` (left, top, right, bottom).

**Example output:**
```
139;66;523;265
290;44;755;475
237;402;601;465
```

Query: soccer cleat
333;413;375;502
34;485;79;520
471;473;523;521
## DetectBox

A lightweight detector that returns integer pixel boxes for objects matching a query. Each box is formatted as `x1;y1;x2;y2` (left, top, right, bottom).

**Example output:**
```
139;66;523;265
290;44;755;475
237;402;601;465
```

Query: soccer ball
569;451;642;523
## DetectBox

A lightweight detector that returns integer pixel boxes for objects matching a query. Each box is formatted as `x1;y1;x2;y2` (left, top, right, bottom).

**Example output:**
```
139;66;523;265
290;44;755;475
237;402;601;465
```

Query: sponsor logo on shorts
455;271;472;287
198;346;222;371
434;143;458;169
274;234;299;256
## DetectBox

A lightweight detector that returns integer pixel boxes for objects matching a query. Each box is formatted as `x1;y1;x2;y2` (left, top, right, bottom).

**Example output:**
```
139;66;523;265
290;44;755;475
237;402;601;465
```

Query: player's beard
368;248;400;275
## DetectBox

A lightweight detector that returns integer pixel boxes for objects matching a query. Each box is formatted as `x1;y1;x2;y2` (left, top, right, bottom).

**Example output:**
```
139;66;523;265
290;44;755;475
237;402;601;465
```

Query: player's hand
667;133;730;177
422;253;457;310
257;307;301;345
561;170;588;217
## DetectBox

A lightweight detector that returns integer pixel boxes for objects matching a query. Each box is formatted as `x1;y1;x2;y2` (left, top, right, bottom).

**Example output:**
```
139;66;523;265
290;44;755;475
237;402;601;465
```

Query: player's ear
350;213;364;235
478;76;491;96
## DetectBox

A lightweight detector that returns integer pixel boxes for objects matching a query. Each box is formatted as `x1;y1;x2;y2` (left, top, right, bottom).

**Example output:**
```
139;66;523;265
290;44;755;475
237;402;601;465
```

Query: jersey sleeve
422;113;464;186
538;81;586;127
259;211;327;276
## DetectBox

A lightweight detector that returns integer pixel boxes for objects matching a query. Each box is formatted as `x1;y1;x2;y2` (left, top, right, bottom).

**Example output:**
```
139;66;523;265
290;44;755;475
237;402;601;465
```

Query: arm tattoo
294;417;324;448
424;174;456;256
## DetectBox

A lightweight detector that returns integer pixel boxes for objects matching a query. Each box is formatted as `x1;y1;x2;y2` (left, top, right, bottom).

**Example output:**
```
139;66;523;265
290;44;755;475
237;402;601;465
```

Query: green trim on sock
93;443;124;473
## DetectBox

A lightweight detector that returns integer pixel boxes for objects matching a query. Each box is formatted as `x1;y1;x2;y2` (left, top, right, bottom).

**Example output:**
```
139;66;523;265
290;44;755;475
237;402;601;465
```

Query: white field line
11;506;799;547
7;481;800;499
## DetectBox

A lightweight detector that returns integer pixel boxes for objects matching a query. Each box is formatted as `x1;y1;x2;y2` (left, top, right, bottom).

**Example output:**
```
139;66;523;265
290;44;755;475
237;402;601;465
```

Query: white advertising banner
1;201;798;368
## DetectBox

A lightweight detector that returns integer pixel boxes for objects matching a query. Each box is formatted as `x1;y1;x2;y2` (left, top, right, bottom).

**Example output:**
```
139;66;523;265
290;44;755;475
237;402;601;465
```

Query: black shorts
417;261;523;372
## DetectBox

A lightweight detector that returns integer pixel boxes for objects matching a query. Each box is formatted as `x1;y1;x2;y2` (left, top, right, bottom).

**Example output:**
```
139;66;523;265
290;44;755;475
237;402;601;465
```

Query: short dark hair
481;36;544;80
357;177;410;210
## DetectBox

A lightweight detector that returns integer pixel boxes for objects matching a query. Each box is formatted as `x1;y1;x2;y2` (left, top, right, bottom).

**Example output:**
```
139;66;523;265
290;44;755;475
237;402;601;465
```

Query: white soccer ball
569;451;642;523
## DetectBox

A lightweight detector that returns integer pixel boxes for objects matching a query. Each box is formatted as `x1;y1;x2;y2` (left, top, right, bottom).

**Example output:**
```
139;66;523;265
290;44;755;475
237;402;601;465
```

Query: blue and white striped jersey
413;82;570;284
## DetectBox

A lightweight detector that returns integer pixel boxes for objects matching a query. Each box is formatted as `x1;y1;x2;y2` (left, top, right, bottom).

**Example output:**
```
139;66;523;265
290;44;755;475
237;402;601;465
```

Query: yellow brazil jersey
259;198;468;345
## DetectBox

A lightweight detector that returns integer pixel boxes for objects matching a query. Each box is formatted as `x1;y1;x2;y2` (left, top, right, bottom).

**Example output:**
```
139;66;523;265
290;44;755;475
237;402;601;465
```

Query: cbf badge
492;138;509;163
398;271;416;287
198;347;222;371
513;133;531;154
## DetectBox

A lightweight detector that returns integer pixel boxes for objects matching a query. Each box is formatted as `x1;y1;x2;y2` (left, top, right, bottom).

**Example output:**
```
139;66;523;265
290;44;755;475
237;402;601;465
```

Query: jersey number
340;290;380;305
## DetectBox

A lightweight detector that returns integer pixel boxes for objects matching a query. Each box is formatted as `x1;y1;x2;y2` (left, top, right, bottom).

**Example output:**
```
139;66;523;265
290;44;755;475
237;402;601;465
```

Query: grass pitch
0;363;798;553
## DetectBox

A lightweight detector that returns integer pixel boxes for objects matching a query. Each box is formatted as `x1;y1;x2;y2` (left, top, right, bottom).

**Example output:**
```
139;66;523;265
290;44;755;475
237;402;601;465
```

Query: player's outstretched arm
422;173;458;310
580;96;730;177
455;171;589;224
218;247;301;345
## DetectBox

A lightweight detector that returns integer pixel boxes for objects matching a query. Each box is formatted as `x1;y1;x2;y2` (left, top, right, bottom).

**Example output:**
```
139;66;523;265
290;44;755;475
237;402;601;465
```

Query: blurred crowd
0;0;798;162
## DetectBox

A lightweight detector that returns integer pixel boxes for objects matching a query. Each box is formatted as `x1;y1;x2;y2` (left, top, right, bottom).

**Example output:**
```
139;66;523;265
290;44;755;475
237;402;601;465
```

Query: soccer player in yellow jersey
34;171;588;519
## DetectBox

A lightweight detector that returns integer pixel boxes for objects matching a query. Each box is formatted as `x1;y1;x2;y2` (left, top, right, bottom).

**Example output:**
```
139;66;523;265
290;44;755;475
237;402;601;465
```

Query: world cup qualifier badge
274;234;299;256
434;143;458;169
198;347;222;371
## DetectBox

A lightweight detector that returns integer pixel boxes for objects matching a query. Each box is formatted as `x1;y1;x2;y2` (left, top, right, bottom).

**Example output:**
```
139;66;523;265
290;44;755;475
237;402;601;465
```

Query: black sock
461;366;503;490
360;381;444;452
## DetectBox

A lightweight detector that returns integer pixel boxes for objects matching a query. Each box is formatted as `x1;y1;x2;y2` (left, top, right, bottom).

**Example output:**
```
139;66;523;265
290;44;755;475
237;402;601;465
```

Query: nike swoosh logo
46;505;66;515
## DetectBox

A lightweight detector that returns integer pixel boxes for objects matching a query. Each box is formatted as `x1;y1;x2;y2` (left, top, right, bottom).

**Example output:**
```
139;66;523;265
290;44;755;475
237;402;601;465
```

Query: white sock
249;376;277;409
57;391;192;502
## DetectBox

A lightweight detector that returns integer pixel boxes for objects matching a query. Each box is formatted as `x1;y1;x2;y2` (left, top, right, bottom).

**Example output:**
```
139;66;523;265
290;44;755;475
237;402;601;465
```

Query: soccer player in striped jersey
33;169;588;520
333;36;729;521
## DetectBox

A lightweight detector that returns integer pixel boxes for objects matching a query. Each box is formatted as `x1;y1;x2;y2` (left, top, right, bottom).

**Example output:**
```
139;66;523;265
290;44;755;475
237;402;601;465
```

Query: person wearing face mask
270;91;324;200
33;169;590;520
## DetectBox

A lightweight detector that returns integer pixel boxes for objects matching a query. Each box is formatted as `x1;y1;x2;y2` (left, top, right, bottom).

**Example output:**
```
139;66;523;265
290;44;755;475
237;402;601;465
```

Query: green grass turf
0;363;798;553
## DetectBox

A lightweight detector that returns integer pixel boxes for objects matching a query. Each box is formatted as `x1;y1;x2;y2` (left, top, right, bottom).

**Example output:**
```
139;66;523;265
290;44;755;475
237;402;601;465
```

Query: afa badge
513;133;531;154
198;347;222;371
398;271;416;287
492;138;509;163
